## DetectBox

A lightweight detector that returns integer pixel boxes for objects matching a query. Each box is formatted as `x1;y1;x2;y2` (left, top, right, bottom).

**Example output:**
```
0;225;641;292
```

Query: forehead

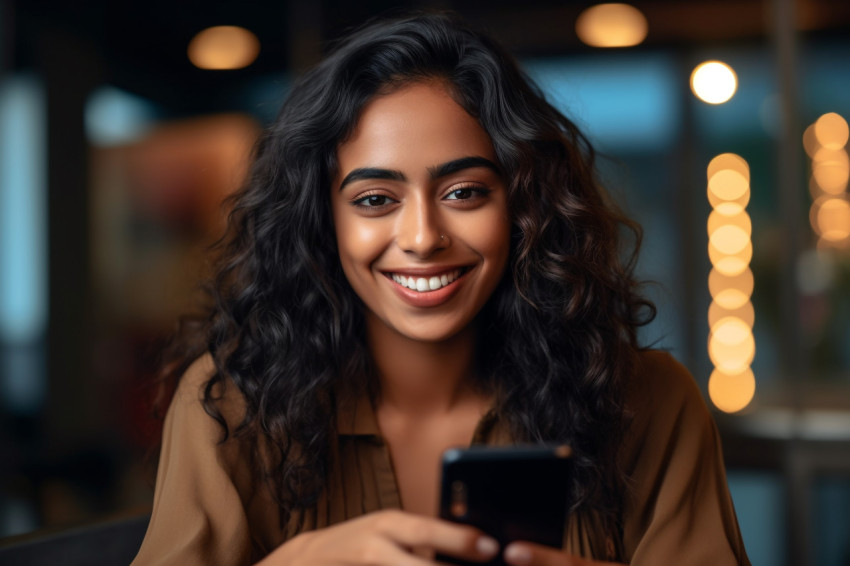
335;82;496;180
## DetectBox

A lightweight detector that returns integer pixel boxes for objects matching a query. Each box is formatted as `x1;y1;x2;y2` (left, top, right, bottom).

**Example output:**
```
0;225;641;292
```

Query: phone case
436;445;572;566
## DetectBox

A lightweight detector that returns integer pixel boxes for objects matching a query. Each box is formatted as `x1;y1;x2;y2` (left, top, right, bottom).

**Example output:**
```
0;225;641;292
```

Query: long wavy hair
159;11;654;544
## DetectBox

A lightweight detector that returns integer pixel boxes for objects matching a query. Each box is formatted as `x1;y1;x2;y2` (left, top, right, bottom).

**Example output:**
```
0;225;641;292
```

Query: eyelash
443;183;490;202
351;192;397;209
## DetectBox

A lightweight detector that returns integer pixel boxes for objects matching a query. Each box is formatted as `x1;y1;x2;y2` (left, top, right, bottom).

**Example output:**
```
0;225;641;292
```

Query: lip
380;265;472;308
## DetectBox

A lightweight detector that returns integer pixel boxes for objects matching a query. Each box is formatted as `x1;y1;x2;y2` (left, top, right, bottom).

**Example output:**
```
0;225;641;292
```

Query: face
331;81;511;343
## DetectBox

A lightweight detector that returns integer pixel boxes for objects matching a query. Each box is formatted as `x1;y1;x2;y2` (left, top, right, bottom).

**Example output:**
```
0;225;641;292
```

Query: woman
132;12;750;566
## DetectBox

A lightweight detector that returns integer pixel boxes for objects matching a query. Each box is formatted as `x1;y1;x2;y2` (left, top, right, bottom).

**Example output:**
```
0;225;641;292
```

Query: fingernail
504;544;532;566
476;536;499;557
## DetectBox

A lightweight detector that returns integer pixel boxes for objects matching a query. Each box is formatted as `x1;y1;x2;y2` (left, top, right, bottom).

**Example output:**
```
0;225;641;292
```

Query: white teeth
390;269;462;292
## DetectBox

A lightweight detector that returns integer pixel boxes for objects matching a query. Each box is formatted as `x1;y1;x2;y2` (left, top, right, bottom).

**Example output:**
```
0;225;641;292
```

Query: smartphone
436;444;572;566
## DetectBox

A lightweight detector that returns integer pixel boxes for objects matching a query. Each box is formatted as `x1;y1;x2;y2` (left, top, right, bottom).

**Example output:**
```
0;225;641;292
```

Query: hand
503;542;626;566
258;509;500;565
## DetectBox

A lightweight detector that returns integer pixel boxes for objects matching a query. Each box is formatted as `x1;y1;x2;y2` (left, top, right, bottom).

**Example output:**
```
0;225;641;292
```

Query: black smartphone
436;444;572;566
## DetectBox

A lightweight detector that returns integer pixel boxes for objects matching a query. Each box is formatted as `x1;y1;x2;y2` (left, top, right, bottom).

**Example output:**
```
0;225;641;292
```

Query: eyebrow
338;156;501;191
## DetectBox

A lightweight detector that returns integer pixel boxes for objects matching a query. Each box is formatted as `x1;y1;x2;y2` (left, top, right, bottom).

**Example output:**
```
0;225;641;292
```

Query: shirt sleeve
619;351;750;565
131;355;254;566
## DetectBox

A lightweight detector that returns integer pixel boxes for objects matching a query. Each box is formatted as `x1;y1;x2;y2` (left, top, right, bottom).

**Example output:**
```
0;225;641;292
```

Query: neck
366;314;479;416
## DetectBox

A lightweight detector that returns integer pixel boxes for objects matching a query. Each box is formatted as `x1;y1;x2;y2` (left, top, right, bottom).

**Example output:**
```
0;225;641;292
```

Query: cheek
465;210;512;269
333;212;387;278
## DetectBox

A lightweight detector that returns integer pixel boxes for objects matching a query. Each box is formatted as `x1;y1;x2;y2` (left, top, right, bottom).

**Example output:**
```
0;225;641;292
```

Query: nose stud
440;234;446;240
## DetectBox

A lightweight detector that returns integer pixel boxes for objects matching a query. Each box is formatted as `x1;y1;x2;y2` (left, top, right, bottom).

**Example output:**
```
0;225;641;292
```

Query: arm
498;352;749;566
131;355;254;566
619;351;750;565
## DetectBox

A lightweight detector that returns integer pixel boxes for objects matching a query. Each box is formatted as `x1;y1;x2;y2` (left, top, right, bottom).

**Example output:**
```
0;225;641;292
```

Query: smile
387;268;467;293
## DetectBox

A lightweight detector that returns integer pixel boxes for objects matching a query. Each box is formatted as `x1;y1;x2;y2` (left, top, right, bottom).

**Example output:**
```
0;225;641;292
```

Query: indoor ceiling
9;0;850;114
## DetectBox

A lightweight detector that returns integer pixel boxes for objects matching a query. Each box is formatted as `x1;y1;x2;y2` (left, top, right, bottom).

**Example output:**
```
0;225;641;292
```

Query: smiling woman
132;11;750;566
332;82;510;343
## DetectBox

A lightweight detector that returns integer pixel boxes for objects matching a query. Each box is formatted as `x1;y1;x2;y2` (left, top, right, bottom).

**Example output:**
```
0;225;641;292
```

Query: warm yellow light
814;112;850;150
709;368;756;413
708;153;750;182
803;124;821;158
691;61;738;104
709;300;754;330
709;267;754;304
711;316;752;344
188;26;260;70
812;148;850;195
575;3;648;48
714;289;751;310
709;240;752;276
812;197;850;242
709;186;751;212
708;208;751;239
709;224;750;255
713;201;746;217
708;169;749;202
714;289;751;311
709;325;755;374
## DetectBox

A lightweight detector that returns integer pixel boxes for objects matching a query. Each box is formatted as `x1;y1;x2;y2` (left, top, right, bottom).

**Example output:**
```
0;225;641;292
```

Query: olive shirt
131;351;750;565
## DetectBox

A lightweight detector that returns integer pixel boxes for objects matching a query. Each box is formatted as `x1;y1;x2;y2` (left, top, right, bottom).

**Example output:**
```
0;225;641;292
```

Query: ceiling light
188;26;260;70
575;3;648;48
691;60;738;104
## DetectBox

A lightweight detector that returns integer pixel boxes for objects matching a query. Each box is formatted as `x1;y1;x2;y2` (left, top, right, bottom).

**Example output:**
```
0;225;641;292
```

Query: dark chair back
0;513;149;566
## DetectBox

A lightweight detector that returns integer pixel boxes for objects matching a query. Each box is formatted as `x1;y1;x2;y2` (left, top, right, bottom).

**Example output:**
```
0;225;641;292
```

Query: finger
503;542;625;566
371;510;499;562
357;536;440;566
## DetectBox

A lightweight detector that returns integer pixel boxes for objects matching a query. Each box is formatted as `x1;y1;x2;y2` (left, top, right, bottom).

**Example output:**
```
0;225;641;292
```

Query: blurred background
1;0;849;564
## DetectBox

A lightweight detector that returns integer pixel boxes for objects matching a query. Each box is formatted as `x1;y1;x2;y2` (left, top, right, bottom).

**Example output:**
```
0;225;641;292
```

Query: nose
395;194;446;257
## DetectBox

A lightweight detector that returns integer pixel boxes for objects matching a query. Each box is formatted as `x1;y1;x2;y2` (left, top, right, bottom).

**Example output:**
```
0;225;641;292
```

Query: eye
445;187;474;200
353;194;396;208
443;184;489;202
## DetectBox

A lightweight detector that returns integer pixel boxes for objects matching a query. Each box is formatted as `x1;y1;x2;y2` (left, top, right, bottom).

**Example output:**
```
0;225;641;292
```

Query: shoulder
626;349;705;416
619;350;715;466
166;353;248;438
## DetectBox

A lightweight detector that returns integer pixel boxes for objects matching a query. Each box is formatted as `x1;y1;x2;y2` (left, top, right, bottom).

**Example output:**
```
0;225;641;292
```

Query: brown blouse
131;350;750;565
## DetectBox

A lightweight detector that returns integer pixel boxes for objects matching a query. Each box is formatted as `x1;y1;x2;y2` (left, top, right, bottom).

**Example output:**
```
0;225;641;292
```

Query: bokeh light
814;112;850;150
708;168;749;201
708;369;756;413
709;324;755;374
575;3;648;48
709;225;750;255
709;267;754;304
708;231;753;276
803;124;820;158
708;208;751;238
188;26;260;70
706;153;755;413
812;148;850;195
691;61;738;104
709;300;755;329
812;196;850;241
708;153;750;181
806;113;850;250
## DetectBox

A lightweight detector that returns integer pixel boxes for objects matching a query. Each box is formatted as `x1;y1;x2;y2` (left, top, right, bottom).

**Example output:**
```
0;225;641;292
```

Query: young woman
132;12;750;566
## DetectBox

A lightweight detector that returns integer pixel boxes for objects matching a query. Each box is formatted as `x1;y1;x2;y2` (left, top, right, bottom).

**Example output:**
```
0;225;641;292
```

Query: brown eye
354;194;395;207
447;188;474;200
444;185;489;201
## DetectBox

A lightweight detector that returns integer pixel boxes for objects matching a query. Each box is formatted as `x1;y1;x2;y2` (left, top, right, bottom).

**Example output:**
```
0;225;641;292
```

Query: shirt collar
336;393;381;436
336;391;511;445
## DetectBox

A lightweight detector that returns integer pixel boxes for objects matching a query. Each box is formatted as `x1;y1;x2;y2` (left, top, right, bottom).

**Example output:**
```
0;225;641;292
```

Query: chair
0;513;149;566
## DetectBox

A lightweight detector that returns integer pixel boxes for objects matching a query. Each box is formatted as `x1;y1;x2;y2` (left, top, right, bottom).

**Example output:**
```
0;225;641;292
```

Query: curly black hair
159;10;655;543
